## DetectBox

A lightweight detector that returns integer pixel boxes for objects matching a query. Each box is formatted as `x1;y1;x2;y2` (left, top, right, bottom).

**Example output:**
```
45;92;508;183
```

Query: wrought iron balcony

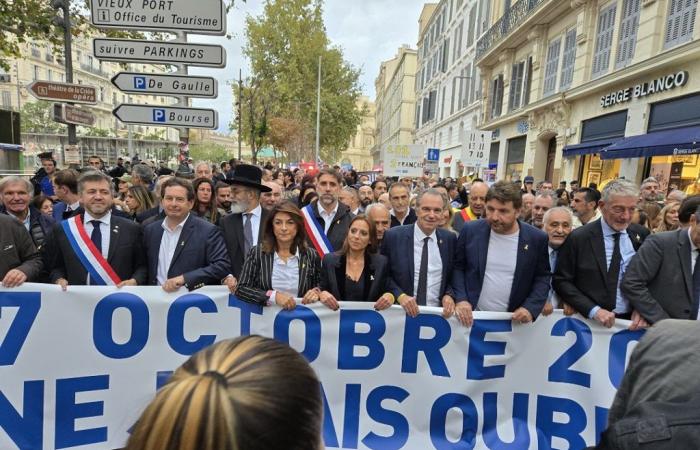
476;0;546;61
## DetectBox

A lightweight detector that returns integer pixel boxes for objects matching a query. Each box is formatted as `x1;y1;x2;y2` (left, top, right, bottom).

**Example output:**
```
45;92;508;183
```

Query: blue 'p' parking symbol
153;109;166;122
134;77;146;90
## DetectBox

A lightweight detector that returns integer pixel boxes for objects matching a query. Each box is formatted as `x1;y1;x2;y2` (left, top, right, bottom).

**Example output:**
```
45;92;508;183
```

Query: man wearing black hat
219;164;272;292
521;176;536;196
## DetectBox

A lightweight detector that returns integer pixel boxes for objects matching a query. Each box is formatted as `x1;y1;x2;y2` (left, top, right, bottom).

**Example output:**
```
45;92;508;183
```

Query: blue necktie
90;220;102;253
691;252;700;320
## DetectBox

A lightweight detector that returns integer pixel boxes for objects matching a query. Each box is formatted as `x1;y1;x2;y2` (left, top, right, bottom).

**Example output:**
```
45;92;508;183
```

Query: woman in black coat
316;215;393;310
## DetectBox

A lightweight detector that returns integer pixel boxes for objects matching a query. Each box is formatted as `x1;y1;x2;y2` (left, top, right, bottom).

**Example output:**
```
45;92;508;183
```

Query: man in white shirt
53;169;82;220
389;183;417;228
303;168;354;252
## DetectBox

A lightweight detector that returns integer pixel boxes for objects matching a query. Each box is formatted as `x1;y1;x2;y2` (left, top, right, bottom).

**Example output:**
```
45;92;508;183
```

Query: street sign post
54;104;96;126
111;72;218;98
93;38;226;67
113;104;218;129
90;0;226;35
27;81;97;104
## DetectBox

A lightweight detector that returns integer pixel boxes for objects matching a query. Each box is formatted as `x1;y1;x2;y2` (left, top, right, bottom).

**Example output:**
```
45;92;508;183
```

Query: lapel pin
370;275;375;281
636;234;640;242
524;244;529;251
180;241;185;247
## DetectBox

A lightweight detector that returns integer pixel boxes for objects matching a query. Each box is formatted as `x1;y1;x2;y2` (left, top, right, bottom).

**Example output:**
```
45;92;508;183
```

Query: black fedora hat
224;164;272;192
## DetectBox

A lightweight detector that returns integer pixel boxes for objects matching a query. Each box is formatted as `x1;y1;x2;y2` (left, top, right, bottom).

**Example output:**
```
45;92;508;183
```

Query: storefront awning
0;144;23;151
562;138;622;157
600;125;700;160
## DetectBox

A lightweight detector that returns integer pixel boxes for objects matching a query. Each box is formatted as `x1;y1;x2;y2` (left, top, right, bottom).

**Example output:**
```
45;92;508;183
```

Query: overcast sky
189;0;427;133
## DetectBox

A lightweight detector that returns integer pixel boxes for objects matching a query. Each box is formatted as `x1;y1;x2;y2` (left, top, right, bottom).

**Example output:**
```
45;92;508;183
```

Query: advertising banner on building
0;285;642;449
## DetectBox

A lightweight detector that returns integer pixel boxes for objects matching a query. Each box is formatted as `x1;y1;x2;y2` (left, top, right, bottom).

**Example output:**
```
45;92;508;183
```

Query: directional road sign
54;104;96;127
93;38;226;68
90;0;226;35
111;72;218;98
113;104;218;129
27;81;97;104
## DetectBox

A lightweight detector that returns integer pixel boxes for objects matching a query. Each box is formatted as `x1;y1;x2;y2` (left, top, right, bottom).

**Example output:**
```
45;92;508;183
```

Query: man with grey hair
530;190;556;229
339;186;362;215
666;189;686;205
554;179;649;330
541;206;574;316
0;176;55;251
195;162;213;180
365;203;391;244
639;176;660;203
131;163;154;189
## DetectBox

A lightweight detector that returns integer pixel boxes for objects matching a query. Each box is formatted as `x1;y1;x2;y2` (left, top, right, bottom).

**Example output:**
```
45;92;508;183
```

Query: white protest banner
382;144;426;177
461;131;491;168
0;285;643;449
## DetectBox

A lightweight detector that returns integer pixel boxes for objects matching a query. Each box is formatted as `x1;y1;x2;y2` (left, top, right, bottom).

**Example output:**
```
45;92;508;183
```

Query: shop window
592;3;617;79
560;29;577;90
489;141;500;166
664;0;698;49
649;155;698;194
616;0;641;69
506;136;526;181
581;110;628;142
582;154;621;189
648;93;700;132
543;37;561;96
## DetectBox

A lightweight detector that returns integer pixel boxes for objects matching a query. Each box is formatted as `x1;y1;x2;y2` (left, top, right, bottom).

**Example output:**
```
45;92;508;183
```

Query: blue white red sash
61;215;121;286
302;204;334;258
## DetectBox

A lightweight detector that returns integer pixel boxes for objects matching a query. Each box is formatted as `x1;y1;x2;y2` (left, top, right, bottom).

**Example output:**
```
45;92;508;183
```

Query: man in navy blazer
143;178;230;291
381;188;457;318
451;181;551;326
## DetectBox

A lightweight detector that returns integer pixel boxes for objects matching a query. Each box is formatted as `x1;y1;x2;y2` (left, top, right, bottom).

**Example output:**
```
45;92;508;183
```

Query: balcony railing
476;0;546;60
31;49;41;58
79;63;110;78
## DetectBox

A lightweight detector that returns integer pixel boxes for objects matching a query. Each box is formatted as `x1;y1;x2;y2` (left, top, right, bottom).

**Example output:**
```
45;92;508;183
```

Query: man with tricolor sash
49;172;147;289
452;181;488;234
301;168;353;258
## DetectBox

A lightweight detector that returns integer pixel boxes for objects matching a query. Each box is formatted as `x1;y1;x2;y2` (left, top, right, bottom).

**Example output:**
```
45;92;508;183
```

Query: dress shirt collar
247;203;262;219
601;217;625;237
414;223;437;243
318;201;339;219
690;228;699;253
162;213;189;233
274;251;299;264
68;201;81;211
84;210;111;226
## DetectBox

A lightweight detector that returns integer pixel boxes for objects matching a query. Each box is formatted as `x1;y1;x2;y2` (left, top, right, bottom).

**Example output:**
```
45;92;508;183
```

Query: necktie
607;232;622;309
244;213;253;254
416;237;430;306
63;206;72;220
691;251;700;320
90;220;102;253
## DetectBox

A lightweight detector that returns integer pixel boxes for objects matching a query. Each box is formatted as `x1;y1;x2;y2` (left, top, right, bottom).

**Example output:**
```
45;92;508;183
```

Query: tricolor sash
460;207;476;222
301;204;334;258
61;215;122;286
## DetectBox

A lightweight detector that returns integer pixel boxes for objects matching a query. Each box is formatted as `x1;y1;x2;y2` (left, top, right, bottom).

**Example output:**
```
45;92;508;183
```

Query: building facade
372;45;418;167
340;96;375;171
477;0;700;192
0;35;180;167
414;0;491;179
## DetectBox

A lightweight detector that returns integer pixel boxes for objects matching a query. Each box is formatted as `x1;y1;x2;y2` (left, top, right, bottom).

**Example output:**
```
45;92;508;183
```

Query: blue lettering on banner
93;293;149;359
228;295;263;336
338;310;386;370
321;384;340;448
430;393;478;449
535;395;587;450
608;329;643;389
156;371;173;390
0;292;41;366
548;318;593;388
341;384;362;449
467;320;511;380
0;380;44;449
55;375;109;449
134;76;146;90
482;392;530;448
402;314;451;377
167;294;217;355
273;305;321;362
153;109;166;122
362;386;410;449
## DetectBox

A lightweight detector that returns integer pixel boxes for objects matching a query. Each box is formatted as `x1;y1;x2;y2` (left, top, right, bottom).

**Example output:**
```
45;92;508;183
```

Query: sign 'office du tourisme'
91;0;226;130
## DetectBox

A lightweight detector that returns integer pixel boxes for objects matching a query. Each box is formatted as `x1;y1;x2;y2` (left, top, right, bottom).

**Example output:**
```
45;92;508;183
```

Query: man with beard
570;187;602;227
220;164;272;292
451;181;551;327
365;203;391;245
301;168;354;257
358;185;374;209
260;180;282;210
372;179;388;202
453;181;488;233
215;182;233;216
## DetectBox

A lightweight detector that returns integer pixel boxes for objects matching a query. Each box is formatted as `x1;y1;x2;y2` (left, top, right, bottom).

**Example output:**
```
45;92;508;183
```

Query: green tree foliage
189;142;230;165
20;100;66;133
240;0;362;163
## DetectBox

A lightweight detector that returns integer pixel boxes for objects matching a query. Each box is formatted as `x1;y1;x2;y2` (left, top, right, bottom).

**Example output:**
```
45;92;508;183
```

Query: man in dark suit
451;181;551;326
0;214;43;286
0;176;55;251
144;177;230;292
219;164;272;292
52;169;82;221
302;168;354;254
554;179;649;329
388;182;417;228
621;206;700;323
49;172;147;289
381;188;456;318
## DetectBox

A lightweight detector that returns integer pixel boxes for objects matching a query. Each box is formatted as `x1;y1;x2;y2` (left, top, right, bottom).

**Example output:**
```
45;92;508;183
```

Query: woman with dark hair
236;202;321;309
555;188;571;207
298;183;317;208
124;185;155;219
315;216;391;310
124;335;323;450
192;177;219;225
31;194;54;216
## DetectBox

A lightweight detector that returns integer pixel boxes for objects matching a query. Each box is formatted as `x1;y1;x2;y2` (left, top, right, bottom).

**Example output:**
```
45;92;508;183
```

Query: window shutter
560;29;577;90
467;7;477;47
665;0;698;48
543;38;561;96
508;62;524;111
523;56;533;106
451;77;457;115
616;0;640;68
592;4;617;78
464;64;472;107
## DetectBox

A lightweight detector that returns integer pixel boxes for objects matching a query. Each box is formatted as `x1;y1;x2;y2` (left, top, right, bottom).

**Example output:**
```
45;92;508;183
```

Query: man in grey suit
621;204;700;323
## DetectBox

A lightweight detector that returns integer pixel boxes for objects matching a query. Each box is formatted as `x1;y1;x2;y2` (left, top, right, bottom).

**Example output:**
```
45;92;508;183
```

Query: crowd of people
1;152;699;449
